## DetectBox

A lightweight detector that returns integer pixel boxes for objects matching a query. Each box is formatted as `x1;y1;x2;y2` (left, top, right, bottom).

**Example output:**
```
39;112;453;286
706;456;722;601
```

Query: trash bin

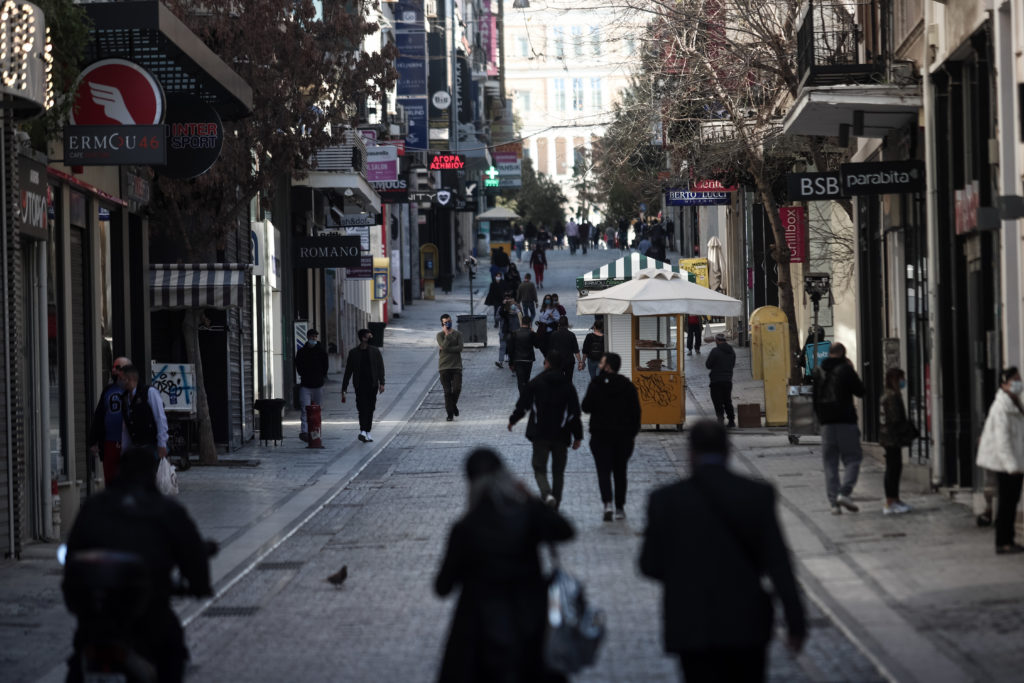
368;322;386;347
253;398;287;445
457;314;489;346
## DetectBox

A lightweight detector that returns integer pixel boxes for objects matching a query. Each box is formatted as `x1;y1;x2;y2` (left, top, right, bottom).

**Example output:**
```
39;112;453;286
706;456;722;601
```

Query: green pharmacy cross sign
484;166;500;188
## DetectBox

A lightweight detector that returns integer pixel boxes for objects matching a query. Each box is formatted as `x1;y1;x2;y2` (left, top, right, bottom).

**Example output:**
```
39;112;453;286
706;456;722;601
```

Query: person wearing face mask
976;367;1024;554
878;368;917;515
88;356;133;482
485;273;508;329
294;328;329;442
812;342;865;515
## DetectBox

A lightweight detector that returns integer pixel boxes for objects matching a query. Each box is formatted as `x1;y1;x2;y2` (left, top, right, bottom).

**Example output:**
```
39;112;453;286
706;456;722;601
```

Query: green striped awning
577;254;695;295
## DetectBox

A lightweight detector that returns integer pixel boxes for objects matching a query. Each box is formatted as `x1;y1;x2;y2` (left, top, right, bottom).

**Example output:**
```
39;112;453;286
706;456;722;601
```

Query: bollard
306;403;324;449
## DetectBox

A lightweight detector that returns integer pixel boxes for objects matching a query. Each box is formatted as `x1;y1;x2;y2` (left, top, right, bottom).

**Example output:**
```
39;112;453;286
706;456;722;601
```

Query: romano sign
293;235;361;268
840;161;924;195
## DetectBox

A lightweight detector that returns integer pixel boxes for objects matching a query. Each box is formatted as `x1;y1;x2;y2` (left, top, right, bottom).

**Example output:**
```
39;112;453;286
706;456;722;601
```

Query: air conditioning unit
425;0;437;18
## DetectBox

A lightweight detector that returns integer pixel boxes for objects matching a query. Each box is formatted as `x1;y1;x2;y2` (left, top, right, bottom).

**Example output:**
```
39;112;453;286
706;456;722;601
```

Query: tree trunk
183;309;219;464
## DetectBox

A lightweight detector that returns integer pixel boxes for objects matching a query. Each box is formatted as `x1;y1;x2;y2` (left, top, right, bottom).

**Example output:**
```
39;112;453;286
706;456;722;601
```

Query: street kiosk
577;270;742;430
475;206;519;258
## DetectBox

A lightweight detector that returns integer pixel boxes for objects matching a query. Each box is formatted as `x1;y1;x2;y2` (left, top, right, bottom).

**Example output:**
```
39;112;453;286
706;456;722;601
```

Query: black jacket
581;373;641;436
508;327;540;363
705;342;736;383
509;369;583;444
640;466;806;654
294;342;329;388
124;385;158;447
581;332;605;362
485;280;509;307
549;328;580;361
812;356;865;424
435;496;573;683
341;345;385;393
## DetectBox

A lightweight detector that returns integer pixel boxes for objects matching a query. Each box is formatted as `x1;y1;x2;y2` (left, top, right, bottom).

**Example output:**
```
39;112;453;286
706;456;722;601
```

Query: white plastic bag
156;457;179;496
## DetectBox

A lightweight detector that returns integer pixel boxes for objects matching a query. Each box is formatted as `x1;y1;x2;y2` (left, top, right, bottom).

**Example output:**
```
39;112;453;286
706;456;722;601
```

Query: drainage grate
202;606;260;617
256;561;305;571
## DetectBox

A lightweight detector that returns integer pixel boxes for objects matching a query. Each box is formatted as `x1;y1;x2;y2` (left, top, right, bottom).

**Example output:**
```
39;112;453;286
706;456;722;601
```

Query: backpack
812;365;840;420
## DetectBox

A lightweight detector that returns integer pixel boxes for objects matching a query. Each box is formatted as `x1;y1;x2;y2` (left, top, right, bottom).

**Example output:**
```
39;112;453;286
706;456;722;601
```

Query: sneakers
358;431;367;442
883;502;911;515
495;361;503;368
727;421;736;429
836;494;859;512
996;544;1024;555
615;507;626;520
299;432;310;443
446;414;454;422
454;407;460;417
687;350;693;356
830;504;842;515
603;503;614;522
544;494;558;508
364;432;374;443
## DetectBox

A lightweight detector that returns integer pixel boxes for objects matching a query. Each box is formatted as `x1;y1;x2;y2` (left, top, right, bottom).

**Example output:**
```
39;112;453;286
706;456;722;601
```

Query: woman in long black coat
435;449;574;683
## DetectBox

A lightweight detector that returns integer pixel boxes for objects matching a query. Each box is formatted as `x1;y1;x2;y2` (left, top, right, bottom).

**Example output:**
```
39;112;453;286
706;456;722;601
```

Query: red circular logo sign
70;59;165;126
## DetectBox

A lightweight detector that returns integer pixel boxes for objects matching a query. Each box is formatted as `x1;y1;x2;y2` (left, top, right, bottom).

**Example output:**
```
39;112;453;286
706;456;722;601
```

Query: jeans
298;386;323;433
439;369;462;417
996;472;1024;547
532;440;568;503
513;361;533;396
587;358;601;380
687;325;702;352
515;243;523;260
821;423;863;504
709;381;734;423
591;434;634;508
521;302;536;321
355;387;377;432
883;446;903;500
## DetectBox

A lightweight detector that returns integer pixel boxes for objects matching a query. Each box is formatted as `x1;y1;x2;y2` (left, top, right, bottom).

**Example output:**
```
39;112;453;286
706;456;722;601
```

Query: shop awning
577;253;694;294
150;264;251;309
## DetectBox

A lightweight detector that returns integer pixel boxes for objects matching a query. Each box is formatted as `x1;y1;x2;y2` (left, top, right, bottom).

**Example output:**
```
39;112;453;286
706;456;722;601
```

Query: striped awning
583;254;681;281
150;264;251;309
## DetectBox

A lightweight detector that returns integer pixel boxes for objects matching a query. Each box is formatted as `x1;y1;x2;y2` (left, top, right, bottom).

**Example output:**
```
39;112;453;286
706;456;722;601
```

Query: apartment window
537;138;549;174
554;79;566;112
515;90;532;113
517;35;529;58
572;27;584;57
626;38;637;56
572;78;584;112
573;137;585;175
555;137;568;175
590;78;602;110
591;28;601;56
553;27;565;58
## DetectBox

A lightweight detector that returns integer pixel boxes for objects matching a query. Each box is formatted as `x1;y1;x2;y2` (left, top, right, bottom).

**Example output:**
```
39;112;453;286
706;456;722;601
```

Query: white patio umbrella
576;269;742;317
707;235;725;293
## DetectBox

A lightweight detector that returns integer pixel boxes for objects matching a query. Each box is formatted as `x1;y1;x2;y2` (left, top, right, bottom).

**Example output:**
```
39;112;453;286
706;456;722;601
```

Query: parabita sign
293;235;362;268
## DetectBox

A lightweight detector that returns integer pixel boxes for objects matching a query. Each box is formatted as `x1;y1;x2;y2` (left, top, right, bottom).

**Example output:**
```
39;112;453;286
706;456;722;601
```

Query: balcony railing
796;0;881;88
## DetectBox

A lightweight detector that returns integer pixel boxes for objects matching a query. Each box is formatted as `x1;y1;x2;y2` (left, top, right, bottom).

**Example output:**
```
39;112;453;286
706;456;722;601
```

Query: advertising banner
403;98;428;149
366;144;398;182
779;206;807;263
396;32;427;98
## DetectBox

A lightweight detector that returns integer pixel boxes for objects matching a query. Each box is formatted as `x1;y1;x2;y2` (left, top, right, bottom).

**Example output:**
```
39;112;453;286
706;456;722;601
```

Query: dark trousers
514;361;533;396
560;364;575;385
678;646;766;683
439;370;462;417
591;433;634;508
355;387;377;432
709;381;734;422
996;472;1024;547
687;325;702;352
532;440;568;503
883;446;902;500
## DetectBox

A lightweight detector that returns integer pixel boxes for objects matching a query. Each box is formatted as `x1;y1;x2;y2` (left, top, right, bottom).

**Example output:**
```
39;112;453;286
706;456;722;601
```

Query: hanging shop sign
17;156;49;240
0;2;53;115
346;255;374;279
429;153;466;171
369;179;409;204
692;179;737;192
160;94;224;179
396;32;427;98
839;161;924;196
664;189;731;206
63;125;167;165
779;206;807;264
70;59;165;126
334;213;378;227
403;98;428;149
786;172;842;200
293;235;361;268
434;189;454;207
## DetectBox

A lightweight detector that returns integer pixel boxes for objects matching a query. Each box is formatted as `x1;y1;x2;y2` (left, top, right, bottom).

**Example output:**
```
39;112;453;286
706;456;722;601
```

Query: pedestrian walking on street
878;367;916;515
435;448;574;683
485;273;509;329
508;316;540;396
686;314;703;355
706;333;736;428
341;328;385;443
581;320;605;380
88;356;132;483
295;328;329;442
490;246;511;280
812;342;865;515
530;247;547;288
976;367;1024;554
513;225;525;262
549;317;584;383
506;262;522;292
567;217;579;255
437;314;464;422
581;352;641;521
497;293;522;368
640;421;807;683
508;351;583;508
517;273;538;321
118;365;169;460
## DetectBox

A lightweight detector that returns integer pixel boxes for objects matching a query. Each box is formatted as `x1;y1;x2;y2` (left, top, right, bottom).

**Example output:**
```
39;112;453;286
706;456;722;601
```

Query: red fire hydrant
306;403;324;449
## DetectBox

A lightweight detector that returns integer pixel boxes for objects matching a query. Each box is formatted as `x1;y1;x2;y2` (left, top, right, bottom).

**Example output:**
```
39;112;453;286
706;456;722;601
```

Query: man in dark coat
485;273;509;328
294;328;329;442
88;356;131;482
640;421;806;683
549;317;583;383
812;342;866;514
508;351;583;508
508;316;541;396
63;447;212;683
435;449;572;683
581;352;641;521
705;332;736;427
341;328;386;443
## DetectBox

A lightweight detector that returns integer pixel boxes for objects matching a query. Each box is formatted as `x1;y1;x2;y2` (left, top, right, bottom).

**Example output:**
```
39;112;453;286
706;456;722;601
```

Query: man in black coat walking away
341;328;385;443
294;328;329;442
508;316;541;396
581;352;641;521
640;421;806;683
508;351;583;508
549;317;583;383
812;342;866;515
705;332;736;428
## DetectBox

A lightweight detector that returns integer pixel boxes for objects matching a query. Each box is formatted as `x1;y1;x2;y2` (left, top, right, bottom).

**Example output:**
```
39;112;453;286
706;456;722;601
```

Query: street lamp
803;272;831;372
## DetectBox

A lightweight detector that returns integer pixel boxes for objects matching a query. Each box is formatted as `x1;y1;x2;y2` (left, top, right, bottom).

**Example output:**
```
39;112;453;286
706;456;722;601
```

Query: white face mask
1010;380;1023;395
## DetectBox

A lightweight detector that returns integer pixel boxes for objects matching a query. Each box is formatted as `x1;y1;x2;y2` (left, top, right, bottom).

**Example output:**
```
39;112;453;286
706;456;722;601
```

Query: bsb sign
787;161;925;199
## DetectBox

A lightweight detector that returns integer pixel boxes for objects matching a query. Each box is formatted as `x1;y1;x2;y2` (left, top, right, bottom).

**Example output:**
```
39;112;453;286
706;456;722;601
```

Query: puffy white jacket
976;389;1024;473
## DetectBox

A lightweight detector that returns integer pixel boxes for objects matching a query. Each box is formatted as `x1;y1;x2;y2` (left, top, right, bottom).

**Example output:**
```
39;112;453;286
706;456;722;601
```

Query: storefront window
47;185;65;479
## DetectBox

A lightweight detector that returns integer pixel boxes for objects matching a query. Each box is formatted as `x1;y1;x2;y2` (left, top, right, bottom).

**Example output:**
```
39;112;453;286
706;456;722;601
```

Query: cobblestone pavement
182;248;883;683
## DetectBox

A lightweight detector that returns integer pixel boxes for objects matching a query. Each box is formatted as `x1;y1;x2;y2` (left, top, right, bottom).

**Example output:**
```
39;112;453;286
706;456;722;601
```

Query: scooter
59;540;217;683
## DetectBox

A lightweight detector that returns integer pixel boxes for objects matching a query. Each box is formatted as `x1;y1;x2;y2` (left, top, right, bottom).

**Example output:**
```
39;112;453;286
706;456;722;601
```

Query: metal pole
2;101;15;555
